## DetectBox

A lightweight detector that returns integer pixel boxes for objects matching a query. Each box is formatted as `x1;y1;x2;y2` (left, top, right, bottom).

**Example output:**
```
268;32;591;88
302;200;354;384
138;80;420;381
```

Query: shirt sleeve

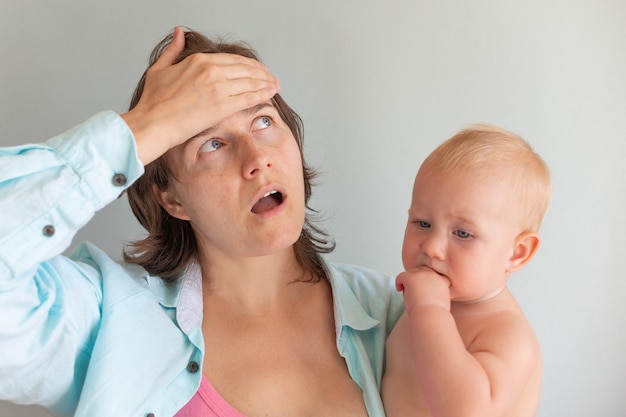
0;110;144;284
0;111;145;412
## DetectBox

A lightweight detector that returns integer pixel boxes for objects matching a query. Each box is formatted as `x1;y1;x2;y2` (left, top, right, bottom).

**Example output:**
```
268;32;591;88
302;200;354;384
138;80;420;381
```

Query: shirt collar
147;262;203;334
324;258;380;341
148;258;380;338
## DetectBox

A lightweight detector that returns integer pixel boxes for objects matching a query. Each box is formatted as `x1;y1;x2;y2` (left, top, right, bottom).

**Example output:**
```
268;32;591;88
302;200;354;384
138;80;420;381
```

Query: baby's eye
200;139;223;153
417;220;431;229
454;230;472;239
253;116;272;131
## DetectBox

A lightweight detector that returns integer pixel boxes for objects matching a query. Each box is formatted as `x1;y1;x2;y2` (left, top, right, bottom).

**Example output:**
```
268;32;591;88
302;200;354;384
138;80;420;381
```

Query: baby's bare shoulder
454;292;538;356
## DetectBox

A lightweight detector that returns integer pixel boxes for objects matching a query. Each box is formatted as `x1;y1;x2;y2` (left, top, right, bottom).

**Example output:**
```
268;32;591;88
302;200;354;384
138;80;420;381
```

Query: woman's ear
152;184;191;221
507;231;541;272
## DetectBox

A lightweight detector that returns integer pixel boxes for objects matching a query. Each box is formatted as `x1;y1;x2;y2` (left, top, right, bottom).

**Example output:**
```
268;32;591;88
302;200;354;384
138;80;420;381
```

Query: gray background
1;0;625;416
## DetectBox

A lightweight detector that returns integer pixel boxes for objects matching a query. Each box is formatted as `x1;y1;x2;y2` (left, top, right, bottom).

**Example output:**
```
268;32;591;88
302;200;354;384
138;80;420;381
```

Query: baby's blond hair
421;124;551;232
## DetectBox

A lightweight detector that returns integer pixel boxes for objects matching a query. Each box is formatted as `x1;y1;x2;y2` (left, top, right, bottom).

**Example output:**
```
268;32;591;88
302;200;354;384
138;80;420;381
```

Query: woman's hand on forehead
122;26;281;166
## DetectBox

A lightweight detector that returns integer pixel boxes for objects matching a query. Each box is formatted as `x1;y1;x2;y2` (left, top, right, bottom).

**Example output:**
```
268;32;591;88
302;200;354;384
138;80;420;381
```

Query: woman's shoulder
327;262;394;287
67;241;152;298
324;260;404;325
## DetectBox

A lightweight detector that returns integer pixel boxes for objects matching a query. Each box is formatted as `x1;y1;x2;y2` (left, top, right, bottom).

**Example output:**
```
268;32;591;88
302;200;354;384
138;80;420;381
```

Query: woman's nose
242;137;272;179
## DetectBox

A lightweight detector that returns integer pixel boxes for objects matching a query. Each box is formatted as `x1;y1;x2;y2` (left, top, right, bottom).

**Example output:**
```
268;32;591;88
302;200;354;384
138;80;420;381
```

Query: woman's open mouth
251;190;284;214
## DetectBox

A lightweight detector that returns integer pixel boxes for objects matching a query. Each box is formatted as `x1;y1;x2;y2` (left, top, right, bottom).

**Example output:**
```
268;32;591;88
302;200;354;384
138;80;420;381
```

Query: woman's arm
0;26;279;412
0;111;141;412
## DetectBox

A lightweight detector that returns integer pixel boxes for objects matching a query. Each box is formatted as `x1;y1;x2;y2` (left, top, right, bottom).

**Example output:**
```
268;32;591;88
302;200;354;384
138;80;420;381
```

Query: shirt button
112;173;127;186
187;361;199;373
42;225;55;237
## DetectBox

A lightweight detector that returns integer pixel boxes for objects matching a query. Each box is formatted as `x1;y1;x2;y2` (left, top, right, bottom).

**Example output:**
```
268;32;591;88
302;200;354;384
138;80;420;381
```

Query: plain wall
1;0;625;415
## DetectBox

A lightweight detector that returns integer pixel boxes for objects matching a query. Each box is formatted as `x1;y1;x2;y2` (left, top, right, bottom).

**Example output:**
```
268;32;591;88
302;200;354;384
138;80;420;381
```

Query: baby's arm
384;267;540;417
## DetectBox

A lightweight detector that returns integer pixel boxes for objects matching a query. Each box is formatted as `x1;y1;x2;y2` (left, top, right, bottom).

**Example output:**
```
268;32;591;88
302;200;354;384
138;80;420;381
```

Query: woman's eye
454;230;472;239
199;139;223;153
253;116;272;131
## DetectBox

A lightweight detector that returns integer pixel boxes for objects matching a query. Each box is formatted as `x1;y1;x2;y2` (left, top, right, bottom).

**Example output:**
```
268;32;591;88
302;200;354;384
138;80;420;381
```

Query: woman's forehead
188;101;276;141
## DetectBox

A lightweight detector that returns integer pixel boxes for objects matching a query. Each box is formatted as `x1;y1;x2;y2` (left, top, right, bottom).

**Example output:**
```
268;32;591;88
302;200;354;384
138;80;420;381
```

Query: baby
382;124;551;417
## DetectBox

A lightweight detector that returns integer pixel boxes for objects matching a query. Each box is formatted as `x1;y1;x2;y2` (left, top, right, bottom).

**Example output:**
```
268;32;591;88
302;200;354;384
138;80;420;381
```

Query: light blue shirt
0;111;404;417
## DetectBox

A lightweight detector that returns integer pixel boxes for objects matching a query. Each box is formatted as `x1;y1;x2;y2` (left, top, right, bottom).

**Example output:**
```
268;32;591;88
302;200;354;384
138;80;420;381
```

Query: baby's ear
152;183;191;221
507;231;540;272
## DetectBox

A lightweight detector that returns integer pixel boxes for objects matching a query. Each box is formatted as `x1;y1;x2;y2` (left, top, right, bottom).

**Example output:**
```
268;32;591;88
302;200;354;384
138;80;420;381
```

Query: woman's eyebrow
243;101;274;116
190;102;275;140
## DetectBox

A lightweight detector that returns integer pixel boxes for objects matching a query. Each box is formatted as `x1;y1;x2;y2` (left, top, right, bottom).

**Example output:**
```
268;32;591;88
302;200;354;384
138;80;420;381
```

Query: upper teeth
263;191;278;197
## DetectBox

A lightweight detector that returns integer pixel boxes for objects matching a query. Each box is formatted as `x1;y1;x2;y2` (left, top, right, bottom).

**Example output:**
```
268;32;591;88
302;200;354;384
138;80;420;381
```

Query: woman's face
157;101;306;261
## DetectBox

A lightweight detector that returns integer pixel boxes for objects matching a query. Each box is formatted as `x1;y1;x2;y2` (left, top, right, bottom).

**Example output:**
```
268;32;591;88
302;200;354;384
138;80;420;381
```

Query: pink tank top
175;376;247;417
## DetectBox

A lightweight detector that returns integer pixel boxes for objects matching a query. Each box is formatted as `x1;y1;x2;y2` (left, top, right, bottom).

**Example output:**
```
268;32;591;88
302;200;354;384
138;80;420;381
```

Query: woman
0;27;403;417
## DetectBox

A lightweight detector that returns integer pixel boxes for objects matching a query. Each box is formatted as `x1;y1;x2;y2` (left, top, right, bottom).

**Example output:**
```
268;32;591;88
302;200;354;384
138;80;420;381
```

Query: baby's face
401;167;523;303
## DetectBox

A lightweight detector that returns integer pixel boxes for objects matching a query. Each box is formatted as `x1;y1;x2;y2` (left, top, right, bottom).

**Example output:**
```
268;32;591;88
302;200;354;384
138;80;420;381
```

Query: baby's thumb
395;274;405;293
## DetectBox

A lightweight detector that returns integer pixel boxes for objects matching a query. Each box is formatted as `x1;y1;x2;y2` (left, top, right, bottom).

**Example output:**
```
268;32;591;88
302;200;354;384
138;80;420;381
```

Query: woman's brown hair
123;28;334;282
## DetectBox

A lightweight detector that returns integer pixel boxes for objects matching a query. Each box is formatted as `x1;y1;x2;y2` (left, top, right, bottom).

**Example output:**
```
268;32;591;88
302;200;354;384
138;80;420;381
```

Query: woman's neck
200;247;312;312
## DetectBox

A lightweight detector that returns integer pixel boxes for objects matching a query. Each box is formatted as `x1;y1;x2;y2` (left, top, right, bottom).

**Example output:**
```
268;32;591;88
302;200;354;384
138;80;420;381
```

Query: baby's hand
396;266;451;314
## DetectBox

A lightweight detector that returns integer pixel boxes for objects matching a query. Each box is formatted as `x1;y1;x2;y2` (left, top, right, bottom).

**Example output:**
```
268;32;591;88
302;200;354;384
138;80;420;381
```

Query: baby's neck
452;286;508;306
